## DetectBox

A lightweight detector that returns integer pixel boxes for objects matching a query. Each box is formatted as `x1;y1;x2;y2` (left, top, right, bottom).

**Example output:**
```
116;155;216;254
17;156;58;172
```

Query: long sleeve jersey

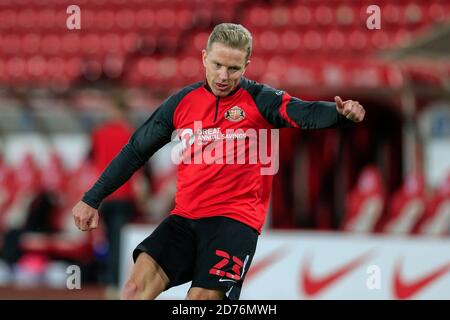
82;77;350;233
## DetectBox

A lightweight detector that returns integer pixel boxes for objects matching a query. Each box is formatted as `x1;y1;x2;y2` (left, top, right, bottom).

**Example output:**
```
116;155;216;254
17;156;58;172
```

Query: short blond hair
206;23;253;61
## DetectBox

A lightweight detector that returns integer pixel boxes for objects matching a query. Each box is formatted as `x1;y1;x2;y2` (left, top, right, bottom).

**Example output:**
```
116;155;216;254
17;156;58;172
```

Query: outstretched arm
274;93;365;129
252;83;365;129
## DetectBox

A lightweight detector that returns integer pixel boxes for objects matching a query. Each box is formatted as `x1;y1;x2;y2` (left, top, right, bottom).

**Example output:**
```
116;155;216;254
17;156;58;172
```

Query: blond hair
206;23;253;61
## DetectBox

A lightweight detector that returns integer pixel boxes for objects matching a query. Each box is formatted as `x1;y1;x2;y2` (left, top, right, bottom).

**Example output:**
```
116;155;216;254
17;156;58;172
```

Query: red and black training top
83;77;350;233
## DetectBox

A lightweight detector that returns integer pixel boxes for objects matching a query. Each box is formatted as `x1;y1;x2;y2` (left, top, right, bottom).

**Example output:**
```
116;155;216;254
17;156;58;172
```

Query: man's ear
242;59;251;75
202;49;207;68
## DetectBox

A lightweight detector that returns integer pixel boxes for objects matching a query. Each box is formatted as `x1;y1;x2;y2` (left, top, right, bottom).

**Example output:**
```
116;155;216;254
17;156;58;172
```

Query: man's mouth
215;83;229;91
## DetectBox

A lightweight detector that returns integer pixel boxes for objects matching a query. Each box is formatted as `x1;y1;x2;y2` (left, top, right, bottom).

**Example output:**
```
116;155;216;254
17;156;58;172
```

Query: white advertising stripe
120;225;450;300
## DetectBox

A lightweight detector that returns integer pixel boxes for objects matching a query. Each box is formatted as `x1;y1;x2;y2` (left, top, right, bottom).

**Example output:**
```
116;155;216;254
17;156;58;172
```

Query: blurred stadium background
0;0;449;299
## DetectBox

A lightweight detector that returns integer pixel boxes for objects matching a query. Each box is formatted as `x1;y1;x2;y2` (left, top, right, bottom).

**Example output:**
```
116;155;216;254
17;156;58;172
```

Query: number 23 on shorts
209;249;243;280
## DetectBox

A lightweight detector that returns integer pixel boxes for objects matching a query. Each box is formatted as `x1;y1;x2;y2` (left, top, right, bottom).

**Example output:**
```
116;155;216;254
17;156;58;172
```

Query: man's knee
121;253;169;300
186;287;225;300
121;279;139;300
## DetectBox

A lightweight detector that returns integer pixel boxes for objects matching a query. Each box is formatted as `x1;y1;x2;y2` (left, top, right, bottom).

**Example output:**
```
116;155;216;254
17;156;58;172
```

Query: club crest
224;106;245;122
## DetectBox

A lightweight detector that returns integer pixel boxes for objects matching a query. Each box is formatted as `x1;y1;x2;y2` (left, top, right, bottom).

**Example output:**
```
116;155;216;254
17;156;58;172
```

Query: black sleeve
248;82;350;129
284;97;350;129
82;86;195;209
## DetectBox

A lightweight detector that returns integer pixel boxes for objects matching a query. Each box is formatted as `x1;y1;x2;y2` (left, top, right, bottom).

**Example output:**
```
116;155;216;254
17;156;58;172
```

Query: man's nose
218;67;228;81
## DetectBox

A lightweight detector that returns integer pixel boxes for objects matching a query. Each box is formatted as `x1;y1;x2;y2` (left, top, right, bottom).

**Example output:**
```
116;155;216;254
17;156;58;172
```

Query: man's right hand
72;201;99;231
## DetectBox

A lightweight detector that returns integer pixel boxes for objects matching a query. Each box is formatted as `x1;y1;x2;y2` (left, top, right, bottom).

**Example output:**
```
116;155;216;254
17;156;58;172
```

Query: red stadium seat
192;32;209;53
179;56;202;81
100;33;122;53
0;10;17;31
341;165;385;233
136;57;158;80
135;9;155;30
22;34;41;55
244;56;266;81
1;34;21;55
414;173;450;237
40;34;62;56
5;57;26;79
335;5;356;27
114;9;136;31
270;6;290;28
348;30;369;52
37;9;57;30
81;34;101;55
324;30;346;52
120;33;139;53
0;156;16;233
280;29;302;52
284;60;321;88
404;3;424;26
248;7;271;29
26;55;47;79
370;31;391;50
392;29;413;49
302;30;323;52
291;5;312;27
259;30;281;53
156;57;179;87
155;9;177;30
14;153;42;194
383;4;404;27
64;57;82;79
314;5;334;27
381;172;426;235
16;9;37;30
427;3;447;24
94;10;115;31
192;6;213;28
176;9;194;30
61;34;81;55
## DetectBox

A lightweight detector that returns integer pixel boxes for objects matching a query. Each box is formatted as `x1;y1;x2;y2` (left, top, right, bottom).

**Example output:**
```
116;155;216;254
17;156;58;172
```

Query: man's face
202;42;250;97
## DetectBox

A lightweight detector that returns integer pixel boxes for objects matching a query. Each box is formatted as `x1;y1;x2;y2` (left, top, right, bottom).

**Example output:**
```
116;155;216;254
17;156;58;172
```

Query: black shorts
133;214;259;300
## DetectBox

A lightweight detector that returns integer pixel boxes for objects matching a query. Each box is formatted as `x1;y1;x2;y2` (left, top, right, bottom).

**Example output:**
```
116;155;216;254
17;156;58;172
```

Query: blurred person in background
72;23;365;300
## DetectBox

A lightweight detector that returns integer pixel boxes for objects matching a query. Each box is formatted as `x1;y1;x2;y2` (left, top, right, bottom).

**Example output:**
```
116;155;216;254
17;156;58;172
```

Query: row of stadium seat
2;4;448;31
0;55;427;89
0;0;243;6
2;54;448;90
0;7;236;31
0;28;426;57
342;165;450;237
244;3;450;29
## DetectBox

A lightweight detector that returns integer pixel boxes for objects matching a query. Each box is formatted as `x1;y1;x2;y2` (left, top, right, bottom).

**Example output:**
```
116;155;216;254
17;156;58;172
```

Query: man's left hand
334;96;365;123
